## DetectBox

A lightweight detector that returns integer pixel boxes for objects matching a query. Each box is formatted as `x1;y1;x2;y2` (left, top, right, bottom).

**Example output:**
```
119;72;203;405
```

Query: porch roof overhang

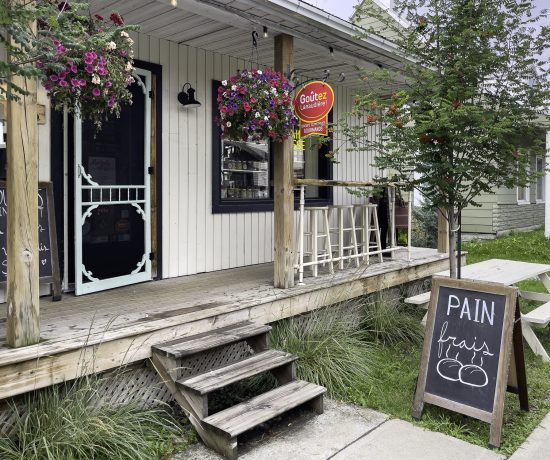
90;0;409;89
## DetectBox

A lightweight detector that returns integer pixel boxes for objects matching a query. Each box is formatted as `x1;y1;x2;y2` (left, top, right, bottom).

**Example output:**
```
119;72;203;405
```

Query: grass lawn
345;230;550;456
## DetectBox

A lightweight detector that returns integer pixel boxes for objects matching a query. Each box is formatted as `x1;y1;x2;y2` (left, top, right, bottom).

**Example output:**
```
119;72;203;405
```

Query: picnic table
406;259;550;361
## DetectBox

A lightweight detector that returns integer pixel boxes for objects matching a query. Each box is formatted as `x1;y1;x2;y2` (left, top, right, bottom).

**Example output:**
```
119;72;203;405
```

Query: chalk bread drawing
436;321;493;388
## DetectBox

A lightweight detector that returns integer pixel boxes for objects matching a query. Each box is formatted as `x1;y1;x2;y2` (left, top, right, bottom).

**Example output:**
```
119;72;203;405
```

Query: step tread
152;321;271;358
203;380;326;438
177;350;296;395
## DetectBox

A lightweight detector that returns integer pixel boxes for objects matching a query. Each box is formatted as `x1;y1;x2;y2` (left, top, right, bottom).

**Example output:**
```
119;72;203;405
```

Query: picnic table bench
405;259;550;362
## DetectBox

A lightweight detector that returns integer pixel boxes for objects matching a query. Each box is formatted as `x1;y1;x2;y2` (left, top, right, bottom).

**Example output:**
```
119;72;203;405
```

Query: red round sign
293;81;334;123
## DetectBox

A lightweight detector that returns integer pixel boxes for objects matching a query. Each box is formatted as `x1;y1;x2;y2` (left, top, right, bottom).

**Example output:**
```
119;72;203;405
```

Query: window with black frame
220;139;271;201
212;80;332;213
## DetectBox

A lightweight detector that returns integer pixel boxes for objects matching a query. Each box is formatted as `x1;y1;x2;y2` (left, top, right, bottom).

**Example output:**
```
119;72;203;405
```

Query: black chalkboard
0;181;61;300
413;276;518;448
425;285;506;412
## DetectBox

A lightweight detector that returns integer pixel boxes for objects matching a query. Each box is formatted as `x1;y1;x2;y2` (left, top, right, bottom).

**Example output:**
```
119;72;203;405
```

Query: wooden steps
151;321;326;459
152;321;271;358
177;350;296;395
203;380;325;438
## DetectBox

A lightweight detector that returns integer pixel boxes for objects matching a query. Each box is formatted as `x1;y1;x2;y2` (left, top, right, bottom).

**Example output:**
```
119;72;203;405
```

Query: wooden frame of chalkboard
0;181;62;301
412;276;517;448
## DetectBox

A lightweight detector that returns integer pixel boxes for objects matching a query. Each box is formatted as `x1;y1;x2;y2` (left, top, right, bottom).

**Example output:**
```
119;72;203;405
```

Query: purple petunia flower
49;74;59;82
85;65;94;74
92;88;101;97
59;80;68;87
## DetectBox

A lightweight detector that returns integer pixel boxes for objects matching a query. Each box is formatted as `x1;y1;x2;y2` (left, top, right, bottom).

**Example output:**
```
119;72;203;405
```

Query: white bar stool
329;205;360;270
353;203;383;264
297;206;334;277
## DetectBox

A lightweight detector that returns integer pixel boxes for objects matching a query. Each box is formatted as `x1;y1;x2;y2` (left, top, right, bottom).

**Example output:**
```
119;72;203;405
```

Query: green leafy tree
343;0;549;276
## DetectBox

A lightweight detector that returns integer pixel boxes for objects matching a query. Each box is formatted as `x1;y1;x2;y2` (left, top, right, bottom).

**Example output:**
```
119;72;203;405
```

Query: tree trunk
448;208;457;278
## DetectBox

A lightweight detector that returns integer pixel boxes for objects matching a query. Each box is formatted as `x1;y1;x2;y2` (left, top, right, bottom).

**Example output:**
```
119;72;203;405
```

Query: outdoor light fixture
177;83;201;109
263;26;268;38
329;46;334;57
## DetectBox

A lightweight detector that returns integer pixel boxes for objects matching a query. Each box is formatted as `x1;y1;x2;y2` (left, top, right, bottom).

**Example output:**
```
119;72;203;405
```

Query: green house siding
461;191;497;234
462;184;544;235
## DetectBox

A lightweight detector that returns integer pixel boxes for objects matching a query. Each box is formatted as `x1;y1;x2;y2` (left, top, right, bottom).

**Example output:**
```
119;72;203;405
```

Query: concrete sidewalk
509;412;550;460
174;400;505;460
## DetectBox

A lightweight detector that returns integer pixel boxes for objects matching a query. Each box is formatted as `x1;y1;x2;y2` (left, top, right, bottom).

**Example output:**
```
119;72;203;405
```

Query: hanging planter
37;8;137;129
217;69;297;142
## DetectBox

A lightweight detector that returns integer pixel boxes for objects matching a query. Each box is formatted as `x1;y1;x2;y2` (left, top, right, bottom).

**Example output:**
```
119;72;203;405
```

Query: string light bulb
171;0;177;6
263;26;268;38
329;46;334;57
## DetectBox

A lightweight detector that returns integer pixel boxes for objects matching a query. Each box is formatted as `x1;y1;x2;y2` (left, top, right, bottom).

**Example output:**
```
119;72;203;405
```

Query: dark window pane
220;139;271;201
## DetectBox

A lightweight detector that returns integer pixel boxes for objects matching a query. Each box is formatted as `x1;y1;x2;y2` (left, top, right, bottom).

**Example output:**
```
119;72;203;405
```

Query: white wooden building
15;0;423;296
0;0;455;410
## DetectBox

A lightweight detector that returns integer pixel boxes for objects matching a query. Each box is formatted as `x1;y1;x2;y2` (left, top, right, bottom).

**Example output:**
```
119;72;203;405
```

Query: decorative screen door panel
74;68;152;295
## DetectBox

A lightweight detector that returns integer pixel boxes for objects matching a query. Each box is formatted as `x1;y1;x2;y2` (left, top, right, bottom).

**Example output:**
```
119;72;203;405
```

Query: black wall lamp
178;82;201;109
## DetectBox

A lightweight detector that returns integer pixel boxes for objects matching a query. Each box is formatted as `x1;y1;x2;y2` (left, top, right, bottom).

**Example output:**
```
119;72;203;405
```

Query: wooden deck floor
0;247;450;400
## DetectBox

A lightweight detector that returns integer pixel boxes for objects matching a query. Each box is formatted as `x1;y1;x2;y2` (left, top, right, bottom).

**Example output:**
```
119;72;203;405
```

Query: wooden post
273;34;295;289
437;208;449;253
6;9;40;347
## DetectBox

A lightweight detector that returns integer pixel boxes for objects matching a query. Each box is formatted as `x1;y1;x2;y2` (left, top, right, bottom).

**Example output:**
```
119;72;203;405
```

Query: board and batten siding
2;31;382;292
129;32;383;279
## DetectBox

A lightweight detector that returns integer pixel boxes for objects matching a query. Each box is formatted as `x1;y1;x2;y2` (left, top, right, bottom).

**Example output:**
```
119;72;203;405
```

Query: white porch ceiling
90;0;407;90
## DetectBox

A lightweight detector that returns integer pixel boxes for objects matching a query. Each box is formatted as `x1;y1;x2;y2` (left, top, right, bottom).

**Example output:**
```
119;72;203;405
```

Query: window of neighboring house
212;80;332;213
536;156;545;202
517;176;530;205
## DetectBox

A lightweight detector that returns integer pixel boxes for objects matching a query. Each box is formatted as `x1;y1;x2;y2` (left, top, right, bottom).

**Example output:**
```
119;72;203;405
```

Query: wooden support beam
6;9;40;347
437;208;449;254
273;34;295;289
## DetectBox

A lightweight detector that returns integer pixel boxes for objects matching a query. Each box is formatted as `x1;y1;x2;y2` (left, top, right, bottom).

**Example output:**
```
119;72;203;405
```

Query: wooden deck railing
292;179;413;285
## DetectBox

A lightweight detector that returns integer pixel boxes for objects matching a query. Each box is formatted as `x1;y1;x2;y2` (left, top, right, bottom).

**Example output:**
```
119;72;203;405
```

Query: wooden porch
0;247;450;401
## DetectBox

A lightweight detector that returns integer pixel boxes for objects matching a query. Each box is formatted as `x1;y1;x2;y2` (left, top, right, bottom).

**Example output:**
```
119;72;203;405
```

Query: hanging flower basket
217;69;297;142
38;10;136;129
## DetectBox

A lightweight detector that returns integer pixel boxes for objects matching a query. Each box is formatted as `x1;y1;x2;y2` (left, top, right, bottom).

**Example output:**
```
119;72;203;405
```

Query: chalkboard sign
413;276;517;448
0;181;61;300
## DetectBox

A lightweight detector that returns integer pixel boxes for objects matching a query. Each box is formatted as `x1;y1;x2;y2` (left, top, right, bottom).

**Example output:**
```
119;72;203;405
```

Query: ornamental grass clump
360;290;424;345
270;306;374;397
217;68;297;142
0;376;182;460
